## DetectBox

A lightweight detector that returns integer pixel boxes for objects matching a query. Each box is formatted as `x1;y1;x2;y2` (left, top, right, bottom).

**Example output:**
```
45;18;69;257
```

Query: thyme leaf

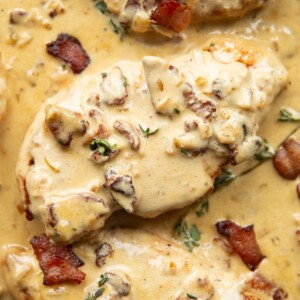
109;18;127;41
214;169;236;191
254;139;274;161
278;107;300;122
85;274;108;300
98;274;108;287
90;139;117;156
175;220;201;252
93;0;108;14
187;293;197;299
196;197;209;217
139;124;159;138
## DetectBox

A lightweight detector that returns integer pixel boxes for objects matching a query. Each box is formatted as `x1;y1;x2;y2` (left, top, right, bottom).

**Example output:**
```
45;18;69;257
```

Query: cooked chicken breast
16;38;287;244
0;57;7;120
1;228;285;300
103;0;268;36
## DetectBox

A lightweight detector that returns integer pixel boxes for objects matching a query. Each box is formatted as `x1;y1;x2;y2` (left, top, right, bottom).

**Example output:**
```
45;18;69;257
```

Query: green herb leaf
109;18;127;41
72;227;77;232
94;288;105;298
85;274;108;300
214;169;236;191
175;220;201;252
98;274;108;287
278;107;300;122
93;0;108;14
187;293;197;299
123;76;129;87
139;124;159;138
180;147;189;156
90;139;117;156
254;139;274;161
196;197;209;217
173;108;180;114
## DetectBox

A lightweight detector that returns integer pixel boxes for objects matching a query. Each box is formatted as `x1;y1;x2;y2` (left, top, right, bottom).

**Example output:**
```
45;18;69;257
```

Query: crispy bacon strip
273;138;300;180
150;0;191;33
46;33;90;74
216;220;265;271
30;234;86;285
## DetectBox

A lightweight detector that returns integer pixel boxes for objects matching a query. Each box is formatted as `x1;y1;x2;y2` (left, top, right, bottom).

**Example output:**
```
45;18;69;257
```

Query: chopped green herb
254;139;274;161
85;274;108;300
123;76;129;87
173;108;180;114
90;139;117;156
72;227;77;232
210;42;216;47
180;147;189;156
214;169;236;191
139;124;159;138
278;107;300;122
175;220;201;252
57;138;64;145
101;72;107;78
187;293;197;299
196;197;209;217
109;18;127;40
98;274;108;287
93;0;108;14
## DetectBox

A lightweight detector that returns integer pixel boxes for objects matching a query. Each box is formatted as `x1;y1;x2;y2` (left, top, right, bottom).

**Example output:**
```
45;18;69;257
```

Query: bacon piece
46;33;90;74
273;138;300;180
150;1;191;33
30;234;86;285
216;220;265;271
245;273;288;299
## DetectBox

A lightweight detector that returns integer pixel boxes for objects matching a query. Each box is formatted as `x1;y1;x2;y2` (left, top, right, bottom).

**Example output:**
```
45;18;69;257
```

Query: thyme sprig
139;124;159;138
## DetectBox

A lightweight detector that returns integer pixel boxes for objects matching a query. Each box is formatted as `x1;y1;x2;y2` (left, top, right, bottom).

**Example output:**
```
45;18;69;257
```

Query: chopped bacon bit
150;0;191;33
216;220;265;271
244;273;288;299
273;138;300;180
46;33;90;74
273;287;288;300
30;234;86;285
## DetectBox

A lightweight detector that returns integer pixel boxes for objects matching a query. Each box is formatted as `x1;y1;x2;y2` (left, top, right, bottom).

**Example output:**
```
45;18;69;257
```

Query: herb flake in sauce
254;139;275;161
138;124;159;138
187;293;197;299
278;107;300;122
175;220;201;252
90;139;117;156
196;197;209;217
214;169;236;191
93;0;108;14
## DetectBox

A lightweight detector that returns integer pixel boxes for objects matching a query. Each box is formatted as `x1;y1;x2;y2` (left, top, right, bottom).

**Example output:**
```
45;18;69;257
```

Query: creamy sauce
0;0;300;299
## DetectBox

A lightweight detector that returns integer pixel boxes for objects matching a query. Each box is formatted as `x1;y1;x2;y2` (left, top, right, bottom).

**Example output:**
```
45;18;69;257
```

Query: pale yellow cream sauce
0;0;300;299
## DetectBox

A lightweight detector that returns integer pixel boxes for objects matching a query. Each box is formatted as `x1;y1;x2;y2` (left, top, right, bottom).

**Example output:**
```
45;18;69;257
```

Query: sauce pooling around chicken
17;38;286;244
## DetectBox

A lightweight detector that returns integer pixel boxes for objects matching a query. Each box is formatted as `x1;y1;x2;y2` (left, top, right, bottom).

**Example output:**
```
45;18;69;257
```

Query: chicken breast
16;38;287;244
102;0;268;36
1;228;285;300
0;56;7;120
